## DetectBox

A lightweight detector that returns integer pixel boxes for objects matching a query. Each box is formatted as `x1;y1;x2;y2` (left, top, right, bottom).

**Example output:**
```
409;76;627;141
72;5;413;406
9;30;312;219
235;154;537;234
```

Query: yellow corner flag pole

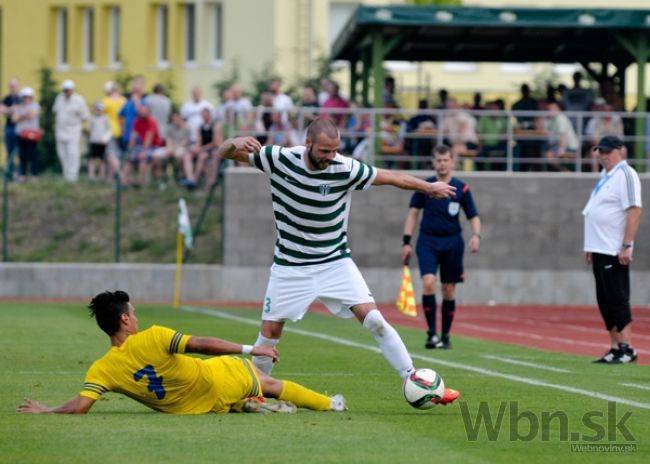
173;199;193;309
395;265;417;317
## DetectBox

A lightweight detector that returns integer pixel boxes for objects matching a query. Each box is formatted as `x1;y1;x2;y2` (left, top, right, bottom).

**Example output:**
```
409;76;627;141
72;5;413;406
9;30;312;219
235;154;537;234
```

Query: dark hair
433;145;454;158
306;117;339;141
88;291;131;336
153;83;165;94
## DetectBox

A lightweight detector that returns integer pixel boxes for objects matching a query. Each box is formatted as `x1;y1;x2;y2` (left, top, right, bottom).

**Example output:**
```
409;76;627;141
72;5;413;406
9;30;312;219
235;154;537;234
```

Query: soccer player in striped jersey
17;291;347;414
218;117;460;405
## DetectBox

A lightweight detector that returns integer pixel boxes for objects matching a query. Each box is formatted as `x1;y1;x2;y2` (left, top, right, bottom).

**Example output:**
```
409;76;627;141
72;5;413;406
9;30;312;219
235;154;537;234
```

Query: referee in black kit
401;145;481;349
583;136;642;364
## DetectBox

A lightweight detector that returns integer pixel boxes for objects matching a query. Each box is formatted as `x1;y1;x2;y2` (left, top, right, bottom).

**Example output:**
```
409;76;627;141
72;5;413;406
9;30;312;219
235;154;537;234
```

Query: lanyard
591;164;623;197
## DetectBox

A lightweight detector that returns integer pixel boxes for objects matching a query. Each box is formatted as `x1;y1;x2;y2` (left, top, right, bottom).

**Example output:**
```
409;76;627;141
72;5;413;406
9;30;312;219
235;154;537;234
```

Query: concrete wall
0;262;648;306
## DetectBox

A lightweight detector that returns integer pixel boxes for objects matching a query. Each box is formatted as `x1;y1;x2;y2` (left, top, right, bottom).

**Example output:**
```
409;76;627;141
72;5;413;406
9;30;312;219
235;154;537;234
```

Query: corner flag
395;265;417;317
173;198;192;309
178;198;193;250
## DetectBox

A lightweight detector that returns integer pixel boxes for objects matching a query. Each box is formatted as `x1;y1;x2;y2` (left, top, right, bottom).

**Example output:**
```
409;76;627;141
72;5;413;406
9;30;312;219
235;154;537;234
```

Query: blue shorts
415;234;465;283
127;144;156;163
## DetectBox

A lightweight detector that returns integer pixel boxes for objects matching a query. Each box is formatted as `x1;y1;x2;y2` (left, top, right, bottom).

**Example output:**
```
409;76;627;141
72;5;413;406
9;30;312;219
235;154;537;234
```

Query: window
156;5;169;65
56;8;68;68
82;8;95;67
211;3;222;62
185;3;196;63
108;7;121;67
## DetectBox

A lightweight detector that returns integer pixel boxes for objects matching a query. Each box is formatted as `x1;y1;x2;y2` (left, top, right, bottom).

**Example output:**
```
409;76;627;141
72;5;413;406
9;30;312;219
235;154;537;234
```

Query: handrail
221;106;649;173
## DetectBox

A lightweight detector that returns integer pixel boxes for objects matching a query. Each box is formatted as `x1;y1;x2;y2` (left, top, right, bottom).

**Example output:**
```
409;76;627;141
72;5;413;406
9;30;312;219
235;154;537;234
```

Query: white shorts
261;258;375;322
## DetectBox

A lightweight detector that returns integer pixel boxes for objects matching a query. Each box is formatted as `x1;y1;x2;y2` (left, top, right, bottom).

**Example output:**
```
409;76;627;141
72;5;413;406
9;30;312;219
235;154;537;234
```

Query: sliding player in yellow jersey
17;290;346;415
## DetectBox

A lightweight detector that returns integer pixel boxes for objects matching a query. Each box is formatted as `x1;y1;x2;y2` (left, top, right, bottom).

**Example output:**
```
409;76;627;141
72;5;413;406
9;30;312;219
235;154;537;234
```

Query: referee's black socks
441;299;456;338
422;294;437;337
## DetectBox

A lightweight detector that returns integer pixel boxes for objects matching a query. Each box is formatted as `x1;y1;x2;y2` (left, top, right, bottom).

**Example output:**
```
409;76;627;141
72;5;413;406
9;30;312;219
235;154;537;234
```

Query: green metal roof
331;5;650;64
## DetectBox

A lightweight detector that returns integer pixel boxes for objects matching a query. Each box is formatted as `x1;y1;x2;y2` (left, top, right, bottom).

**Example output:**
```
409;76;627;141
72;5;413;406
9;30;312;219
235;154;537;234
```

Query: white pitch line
183;306;650;411
481;354;571;373
620;383;650;391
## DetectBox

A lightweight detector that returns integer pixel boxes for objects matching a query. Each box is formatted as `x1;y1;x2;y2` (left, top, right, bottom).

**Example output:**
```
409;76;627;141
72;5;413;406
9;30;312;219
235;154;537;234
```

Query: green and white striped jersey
249;145;377;266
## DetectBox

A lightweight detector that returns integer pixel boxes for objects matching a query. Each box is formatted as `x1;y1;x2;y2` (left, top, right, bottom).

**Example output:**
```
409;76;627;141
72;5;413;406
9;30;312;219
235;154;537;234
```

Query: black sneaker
437;336;452;350
613;344;638;364
593;347;621;363
425;334;441;349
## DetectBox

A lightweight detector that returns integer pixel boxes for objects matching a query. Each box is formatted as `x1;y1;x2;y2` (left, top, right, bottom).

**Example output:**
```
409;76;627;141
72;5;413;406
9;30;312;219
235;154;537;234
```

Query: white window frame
185;3;196;64
108;7;121;68
82;8;95;69
211;3;223;65
156;5;169;67
56;8;69;69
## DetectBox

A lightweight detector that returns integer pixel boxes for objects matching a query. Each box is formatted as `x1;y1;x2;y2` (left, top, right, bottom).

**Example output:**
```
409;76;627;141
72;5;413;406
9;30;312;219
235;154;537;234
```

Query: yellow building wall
186;0;275;102
0;0;173;103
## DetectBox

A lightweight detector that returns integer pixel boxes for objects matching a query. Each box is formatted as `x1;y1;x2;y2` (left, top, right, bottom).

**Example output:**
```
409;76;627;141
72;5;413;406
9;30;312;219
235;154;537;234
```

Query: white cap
19;87;34;98
104;80;114;93
61;79;75;90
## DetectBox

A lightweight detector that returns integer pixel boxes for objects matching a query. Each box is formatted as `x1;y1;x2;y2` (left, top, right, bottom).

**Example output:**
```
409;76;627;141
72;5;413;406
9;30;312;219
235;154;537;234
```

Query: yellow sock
279;381;331;411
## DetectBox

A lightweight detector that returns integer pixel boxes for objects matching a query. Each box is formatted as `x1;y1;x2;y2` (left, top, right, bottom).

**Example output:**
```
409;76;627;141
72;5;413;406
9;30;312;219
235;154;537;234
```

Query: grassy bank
0;176;222;263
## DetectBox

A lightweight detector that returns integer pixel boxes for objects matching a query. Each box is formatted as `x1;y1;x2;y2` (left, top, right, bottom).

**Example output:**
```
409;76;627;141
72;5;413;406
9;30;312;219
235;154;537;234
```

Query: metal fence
222;106;650;173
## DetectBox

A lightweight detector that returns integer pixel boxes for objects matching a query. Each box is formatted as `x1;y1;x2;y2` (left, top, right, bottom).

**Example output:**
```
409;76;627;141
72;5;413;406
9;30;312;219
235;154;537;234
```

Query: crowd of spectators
0;71;641;186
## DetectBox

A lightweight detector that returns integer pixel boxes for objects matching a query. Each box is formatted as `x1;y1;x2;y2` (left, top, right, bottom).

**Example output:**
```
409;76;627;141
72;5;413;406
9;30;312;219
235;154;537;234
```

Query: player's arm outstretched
186;336;279;362
373;168;455;198
217;136;262;164
18;395;95;414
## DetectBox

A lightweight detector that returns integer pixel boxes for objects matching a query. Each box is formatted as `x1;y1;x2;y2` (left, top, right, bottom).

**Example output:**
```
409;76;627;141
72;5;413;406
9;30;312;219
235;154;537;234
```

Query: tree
36;66;59;173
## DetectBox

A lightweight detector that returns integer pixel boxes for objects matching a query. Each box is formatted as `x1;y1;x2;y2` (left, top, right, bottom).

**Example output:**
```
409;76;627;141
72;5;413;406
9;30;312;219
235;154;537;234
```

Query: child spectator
87;102;112;181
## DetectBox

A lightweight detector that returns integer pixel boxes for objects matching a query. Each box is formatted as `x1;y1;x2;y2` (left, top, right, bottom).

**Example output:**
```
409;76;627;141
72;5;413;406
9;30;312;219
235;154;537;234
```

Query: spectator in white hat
53;79;90;182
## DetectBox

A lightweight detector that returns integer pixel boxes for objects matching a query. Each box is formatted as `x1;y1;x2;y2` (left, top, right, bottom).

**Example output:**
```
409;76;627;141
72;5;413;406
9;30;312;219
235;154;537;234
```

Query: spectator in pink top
322;82;349;129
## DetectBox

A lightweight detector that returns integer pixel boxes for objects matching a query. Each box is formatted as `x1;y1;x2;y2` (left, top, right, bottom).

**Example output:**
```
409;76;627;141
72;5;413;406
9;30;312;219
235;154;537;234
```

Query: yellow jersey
79;325;261;414
102;95;126;137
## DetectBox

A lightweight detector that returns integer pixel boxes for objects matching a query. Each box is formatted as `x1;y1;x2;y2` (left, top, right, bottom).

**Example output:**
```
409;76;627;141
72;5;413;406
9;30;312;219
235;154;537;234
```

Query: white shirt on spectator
53;92;90;141
180;99;215;142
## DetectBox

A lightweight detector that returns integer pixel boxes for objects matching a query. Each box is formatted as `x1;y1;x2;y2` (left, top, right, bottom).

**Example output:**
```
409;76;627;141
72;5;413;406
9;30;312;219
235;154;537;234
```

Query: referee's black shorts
591;252;632;331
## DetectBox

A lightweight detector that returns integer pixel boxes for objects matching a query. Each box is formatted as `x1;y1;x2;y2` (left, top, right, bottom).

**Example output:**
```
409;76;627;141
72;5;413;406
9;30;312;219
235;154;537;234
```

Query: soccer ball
403;368;445;410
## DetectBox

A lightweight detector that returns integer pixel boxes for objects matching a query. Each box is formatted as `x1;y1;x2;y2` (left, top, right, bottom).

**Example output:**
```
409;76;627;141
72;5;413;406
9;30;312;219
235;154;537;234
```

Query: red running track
376;303;650;366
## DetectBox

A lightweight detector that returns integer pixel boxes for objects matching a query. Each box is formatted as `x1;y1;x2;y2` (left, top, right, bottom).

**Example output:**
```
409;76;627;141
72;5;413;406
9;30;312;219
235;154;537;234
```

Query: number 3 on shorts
263;297;272;313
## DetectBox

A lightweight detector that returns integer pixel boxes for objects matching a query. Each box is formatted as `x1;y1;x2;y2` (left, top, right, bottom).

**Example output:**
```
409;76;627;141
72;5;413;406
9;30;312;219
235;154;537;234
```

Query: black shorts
591;253;632;331
89;143;107;160
416;234;465;283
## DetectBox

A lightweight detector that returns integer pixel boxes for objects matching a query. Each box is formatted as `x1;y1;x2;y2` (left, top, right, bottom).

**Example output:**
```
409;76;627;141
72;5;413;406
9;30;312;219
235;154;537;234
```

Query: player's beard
307;147;330;170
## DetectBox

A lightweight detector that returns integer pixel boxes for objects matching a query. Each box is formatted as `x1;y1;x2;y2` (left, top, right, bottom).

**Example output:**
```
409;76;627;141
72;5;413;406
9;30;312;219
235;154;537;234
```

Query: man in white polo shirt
583;136;642;364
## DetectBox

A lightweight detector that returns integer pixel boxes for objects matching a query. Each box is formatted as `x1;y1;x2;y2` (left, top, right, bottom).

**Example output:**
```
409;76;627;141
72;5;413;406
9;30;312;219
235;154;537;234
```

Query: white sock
252;333;278;375
362;309;414;380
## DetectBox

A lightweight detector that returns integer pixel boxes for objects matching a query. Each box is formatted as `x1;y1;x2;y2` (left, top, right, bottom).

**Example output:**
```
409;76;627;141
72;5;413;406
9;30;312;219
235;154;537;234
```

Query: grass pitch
1;301;648;463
